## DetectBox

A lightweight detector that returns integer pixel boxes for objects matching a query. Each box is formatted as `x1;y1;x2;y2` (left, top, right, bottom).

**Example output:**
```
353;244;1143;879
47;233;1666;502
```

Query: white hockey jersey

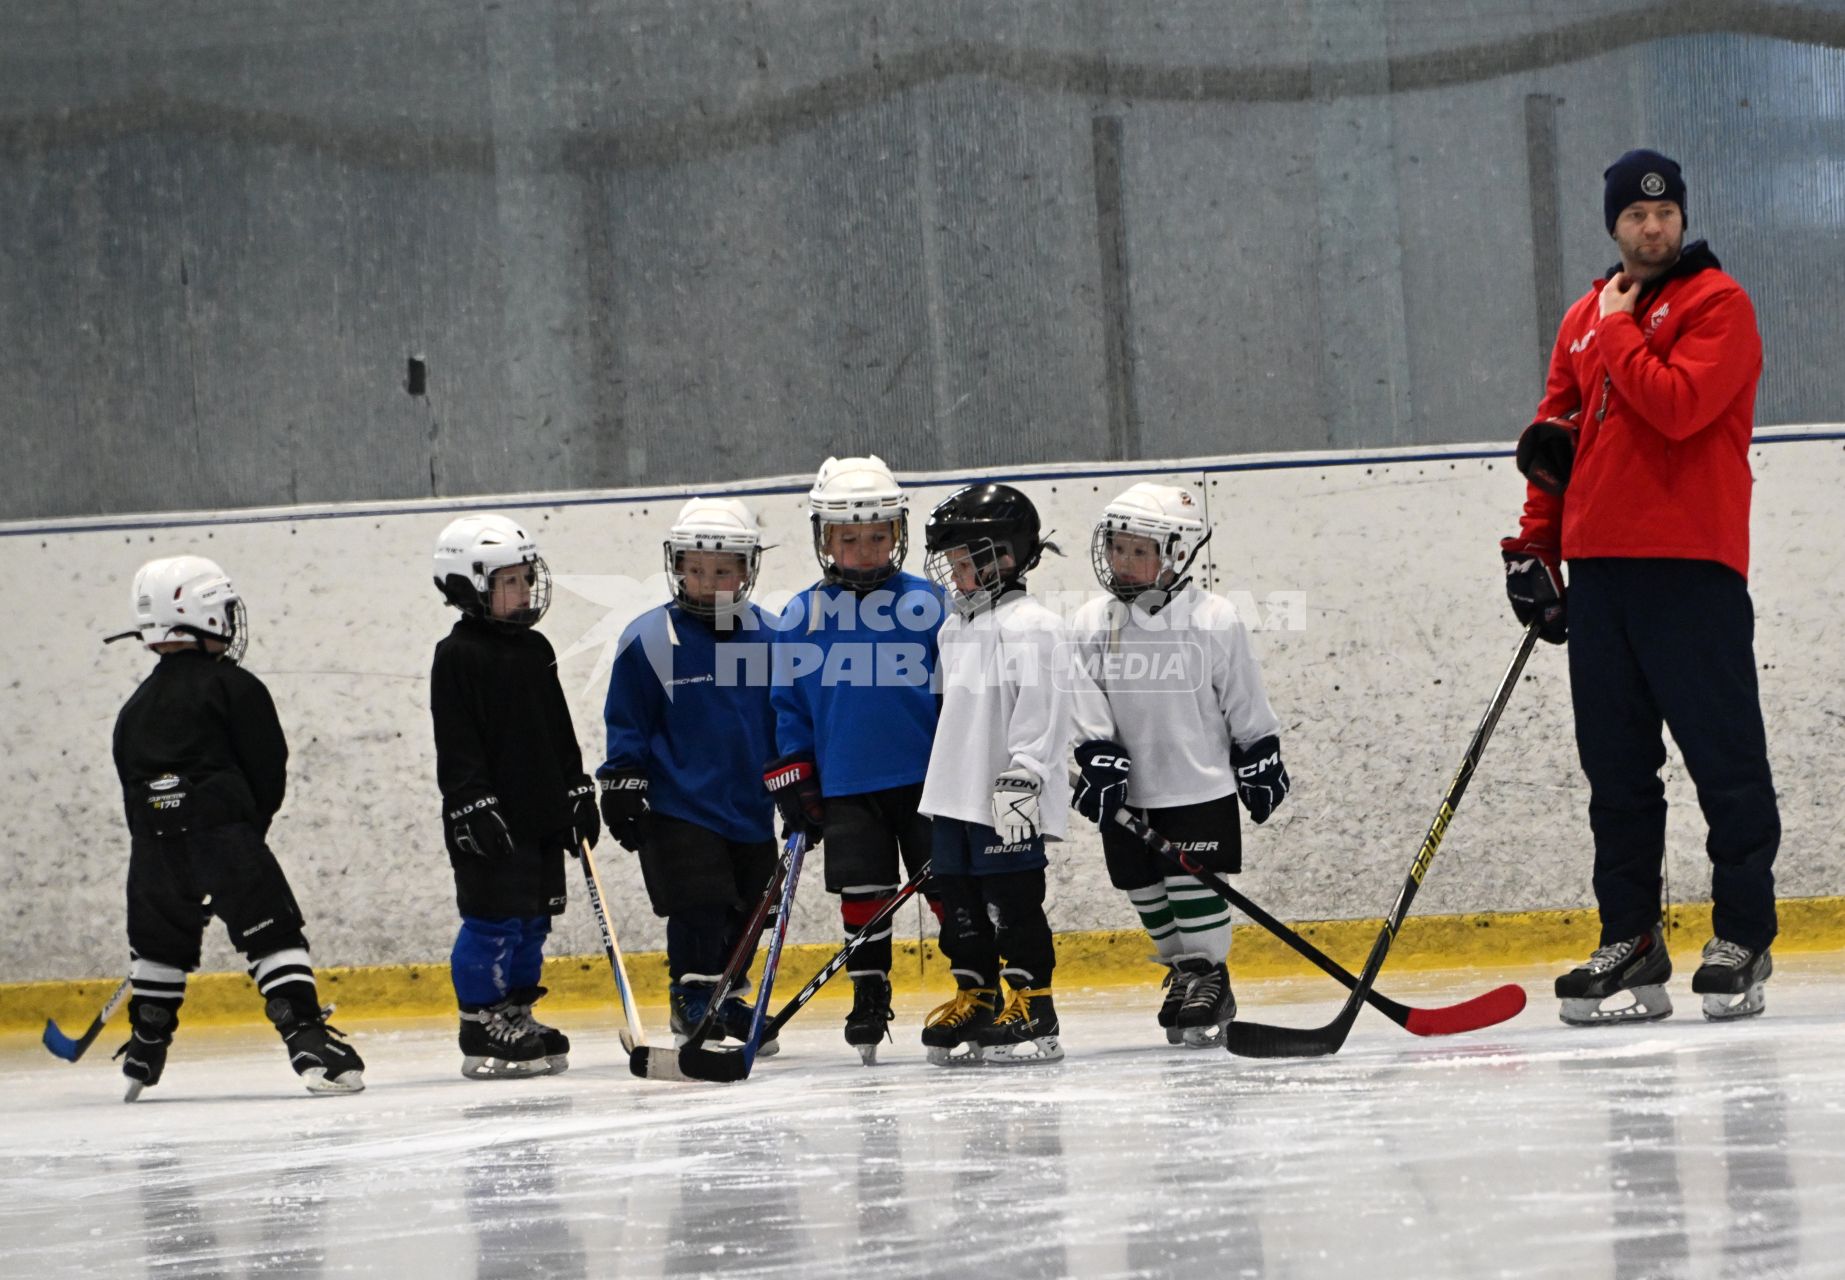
1068;587;1281;809
920;592;1073;840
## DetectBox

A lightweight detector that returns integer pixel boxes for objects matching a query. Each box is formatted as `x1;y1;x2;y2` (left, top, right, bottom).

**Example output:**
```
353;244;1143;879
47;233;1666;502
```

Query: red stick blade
1402;983;1527;1037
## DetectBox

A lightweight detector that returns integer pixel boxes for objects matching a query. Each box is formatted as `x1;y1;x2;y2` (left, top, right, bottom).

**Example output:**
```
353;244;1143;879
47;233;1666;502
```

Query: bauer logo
149;775;182;791
1053;638;1204;696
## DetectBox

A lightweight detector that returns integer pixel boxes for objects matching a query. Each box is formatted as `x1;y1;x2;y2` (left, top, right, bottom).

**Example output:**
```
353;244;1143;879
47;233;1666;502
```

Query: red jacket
1516;242;1762;579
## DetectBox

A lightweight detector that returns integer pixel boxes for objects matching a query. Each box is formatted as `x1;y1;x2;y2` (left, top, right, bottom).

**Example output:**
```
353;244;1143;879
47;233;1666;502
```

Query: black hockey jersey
112;649;289;836
431;616;585;845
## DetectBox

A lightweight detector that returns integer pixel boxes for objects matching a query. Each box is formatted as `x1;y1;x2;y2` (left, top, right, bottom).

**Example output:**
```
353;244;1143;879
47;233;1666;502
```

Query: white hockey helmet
433;513;551;626
121;555;249;663
664;497;763;620
1091;482;1211;610
807;454;908;588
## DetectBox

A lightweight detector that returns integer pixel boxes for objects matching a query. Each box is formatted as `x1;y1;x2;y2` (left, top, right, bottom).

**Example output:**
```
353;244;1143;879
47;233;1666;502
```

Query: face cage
1090;524;1184;604
482;556;552;628
812;514;908;589
924;536;1014;617
665;544;761;621
163;597;249;663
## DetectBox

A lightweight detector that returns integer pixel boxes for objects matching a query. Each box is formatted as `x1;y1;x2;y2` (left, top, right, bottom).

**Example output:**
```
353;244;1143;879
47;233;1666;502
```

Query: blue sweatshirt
770;572;945;797
601;602;777;843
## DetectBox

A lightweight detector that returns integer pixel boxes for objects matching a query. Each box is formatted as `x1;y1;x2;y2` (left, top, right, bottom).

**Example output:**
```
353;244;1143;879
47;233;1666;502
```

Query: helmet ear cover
123;556;250;663
432;514;550;626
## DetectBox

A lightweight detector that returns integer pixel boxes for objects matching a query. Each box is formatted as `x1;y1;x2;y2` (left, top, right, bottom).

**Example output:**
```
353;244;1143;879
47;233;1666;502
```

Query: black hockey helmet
923;483;1046;614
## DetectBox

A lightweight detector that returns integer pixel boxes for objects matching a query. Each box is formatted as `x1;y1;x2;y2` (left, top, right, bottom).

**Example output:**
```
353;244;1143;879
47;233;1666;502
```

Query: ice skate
1692;937;1772;1021
1157;959;1197;1045
115;998;178;1103
1555;923;1673;1026
459;999;552;1079
266;996;366;1094
979;987;1063;1065
670;982;725;1047
1175;960;1236;1048
507;984;571;1073
844;972;893;1065
717;995;779;1057
921;986;998;1066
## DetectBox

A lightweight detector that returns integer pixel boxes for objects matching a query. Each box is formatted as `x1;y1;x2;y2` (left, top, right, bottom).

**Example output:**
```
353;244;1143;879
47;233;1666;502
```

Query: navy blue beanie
1603;149;1687;233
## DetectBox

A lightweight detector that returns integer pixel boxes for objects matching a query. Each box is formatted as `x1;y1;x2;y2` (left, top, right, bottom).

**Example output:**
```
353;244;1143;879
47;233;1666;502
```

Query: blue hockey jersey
601;602;777;843
770;572;945;797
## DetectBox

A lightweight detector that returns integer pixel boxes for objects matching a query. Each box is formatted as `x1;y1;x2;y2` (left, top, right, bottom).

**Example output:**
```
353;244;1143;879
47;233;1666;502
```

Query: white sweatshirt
921;592;1073;840
1067;587;1281;809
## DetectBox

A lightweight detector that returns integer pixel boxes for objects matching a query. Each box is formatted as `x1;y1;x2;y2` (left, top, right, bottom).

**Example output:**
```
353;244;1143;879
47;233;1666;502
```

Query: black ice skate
978;987;1063;1065
843;972;894;1065
459;999;552;1079
1691;937;1772;1021
507;984;571;1073
114;998;179;1103
1175;960;1237;1048
718;995;780;1057
921;986;998;1066
1555;923;1673;1026
266;996;366;1094
1157;960;1197;1045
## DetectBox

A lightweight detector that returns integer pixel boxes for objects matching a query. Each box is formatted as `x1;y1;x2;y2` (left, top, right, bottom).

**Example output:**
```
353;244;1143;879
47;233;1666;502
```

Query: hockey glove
1072;740;1132;827
1515;414;1579;496
1231;735;1290;825
596;768;650;853
445;794;516;860
1500;535;1567;644
991;767;1043;844
566;776;599;853
763;753;825;846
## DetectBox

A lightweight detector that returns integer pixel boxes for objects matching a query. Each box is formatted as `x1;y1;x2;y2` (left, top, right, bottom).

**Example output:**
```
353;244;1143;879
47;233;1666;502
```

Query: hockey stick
1226;622;1540;1059
629;832;795;1082
665;831;810;1084
763;859;932;1038
577;839;646;1052
43;977;131;1062
1099;802;1524;1035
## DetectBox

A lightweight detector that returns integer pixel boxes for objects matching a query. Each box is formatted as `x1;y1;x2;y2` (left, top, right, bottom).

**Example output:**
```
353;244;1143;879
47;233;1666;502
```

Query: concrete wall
5;432;1840;982
4;2;1845;519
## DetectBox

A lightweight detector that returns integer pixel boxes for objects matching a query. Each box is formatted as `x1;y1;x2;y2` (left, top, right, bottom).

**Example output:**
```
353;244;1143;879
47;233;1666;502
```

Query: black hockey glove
1515;414;1579;496
1500;536;1567;644
596;768;649;853
1072;740;1133;827
1231;735;1290;825
763;753;825;847
445;794;516;860
566;776;599;854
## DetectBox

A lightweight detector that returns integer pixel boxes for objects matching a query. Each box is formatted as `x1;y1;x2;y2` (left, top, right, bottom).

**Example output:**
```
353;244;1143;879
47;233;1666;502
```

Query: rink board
4;430;1842;986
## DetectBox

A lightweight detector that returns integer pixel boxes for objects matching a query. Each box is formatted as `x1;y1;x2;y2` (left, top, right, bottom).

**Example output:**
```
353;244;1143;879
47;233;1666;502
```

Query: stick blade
1223;1018;1347;1059
628;1043;749;1084
1402;983;1527;1037
42;1019;84;1062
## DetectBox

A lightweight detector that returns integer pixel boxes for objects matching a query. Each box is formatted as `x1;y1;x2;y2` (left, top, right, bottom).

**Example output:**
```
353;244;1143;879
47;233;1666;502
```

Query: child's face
824;521;896;572
487;563;534;619
1106;532;1165;588
677;550;751;608
947;544;1013;596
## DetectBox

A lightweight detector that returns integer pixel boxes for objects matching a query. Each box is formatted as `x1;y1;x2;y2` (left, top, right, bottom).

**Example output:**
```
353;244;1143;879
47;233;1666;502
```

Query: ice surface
4;956;1843;1279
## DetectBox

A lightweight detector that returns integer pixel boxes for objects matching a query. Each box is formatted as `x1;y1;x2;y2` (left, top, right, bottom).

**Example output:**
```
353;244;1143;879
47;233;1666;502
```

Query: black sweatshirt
112;649;289;835
431;616;585;845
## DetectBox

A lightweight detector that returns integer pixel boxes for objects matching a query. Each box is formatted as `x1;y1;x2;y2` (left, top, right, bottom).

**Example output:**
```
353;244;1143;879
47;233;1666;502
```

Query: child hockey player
432;514;599;1079
598;498;781;1052
916;483;1072;1065
108;555;365;1100
764;456;949;1064
1068;482;1290;1047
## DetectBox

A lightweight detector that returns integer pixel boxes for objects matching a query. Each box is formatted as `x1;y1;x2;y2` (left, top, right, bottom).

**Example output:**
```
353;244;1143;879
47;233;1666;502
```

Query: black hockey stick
670;831;810;1084
43;977;131;1062
629;831;795;1082
1225;622;1540;1059
763;860;932;1038
577;839;647;1052
1098;802;1524;1035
